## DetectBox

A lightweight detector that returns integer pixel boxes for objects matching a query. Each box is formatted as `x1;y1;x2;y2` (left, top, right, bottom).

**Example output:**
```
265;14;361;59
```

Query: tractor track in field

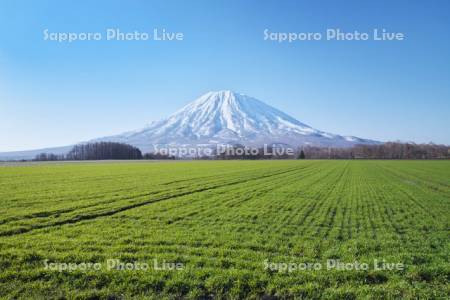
143;164;318;226
0;166;303;237
0;165;307;226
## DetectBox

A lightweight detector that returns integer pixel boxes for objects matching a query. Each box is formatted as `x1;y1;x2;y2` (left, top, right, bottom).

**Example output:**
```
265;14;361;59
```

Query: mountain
93;90;379;152
0;90;380;160
0;146;72;161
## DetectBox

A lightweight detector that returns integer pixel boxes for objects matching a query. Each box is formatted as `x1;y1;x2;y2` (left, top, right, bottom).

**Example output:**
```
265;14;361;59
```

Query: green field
0;160;449;299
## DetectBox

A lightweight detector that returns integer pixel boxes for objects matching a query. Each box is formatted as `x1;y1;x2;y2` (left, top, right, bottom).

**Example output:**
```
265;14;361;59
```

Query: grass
0;160;449;299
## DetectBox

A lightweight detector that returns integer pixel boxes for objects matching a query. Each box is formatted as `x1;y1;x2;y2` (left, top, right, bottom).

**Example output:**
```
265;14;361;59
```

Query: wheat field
0;160;449;299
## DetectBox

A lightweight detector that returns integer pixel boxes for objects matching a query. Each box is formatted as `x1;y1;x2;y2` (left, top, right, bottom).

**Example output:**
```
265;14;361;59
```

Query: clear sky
0;0;449;151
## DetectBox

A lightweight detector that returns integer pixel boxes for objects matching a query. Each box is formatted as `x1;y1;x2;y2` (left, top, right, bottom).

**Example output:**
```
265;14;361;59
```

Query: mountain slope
95;90;379;152
0;90;380;159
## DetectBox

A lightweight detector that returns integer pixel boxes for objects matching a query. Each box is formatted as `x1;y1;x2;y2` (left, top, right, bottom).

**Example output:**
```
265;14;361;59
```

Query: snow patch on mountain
0;90;381;160
94;90;379;152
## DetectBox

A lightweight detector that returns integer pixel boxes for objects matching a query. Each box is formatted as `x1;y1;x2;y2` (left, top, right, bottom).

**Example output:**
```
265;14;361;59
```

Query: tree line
300;142;449;159
33;141;449;161
66;142;142;160
211;142;449;160
34;142;173;161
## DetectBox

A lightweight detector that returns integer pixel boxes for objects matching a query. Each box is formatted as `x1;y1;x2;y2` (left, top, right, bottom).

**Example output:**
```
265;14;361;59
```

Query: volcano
0;90;380;160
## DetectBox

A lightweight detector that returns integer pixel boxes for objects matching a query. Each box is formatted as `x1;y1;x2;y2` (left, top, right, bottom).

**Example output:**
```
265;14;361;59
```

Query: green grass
0;160;449;299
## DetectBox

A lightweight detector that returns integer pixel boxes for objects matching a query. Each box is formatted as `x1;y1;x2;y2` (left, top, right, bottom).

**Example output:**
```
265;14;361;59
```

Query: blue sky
0;0;449;151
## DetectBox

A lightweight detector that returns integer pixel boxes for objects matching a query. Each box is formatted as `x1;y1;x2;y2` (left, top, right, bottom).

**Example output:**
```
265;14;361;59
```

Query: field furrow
0;160;448;299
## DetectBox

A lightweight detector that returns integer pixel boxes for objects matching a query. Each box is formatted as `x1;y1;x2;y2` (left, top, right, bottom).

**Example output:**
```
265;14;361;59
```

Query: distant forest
66;142;142;160
216;143;449;160
34;142;173;161
33;142;449;161
299;142;449;160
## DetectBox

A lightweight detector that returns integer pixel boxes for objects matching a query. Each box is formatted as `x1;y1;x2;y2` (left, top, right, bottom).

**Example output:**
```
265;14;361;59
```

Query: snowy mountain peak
0;90;381;159
164;90;315;138
95;90;379;151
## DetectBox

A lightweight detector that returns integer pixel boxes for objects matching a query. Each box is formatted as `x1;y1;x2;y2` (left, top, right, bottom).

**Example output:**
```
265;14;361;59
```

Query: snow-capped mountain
94;90;379;152
0;90;380;160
